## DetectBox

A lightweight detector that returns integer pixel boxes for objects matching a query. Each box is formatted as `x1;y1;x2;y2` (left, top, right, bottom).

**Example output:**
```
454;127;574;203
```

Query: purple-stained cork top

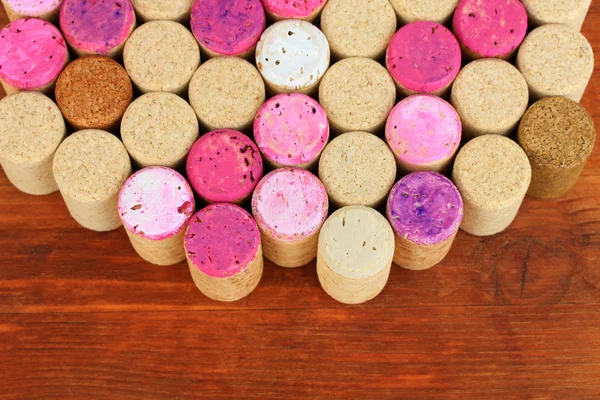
185;203;261;278
118;167;195;241
254;93;329;167
4;0;63;16
60;0;135;55
0;18;68;90
252;168;328;241
387;21;461;94
453;0;527;58
387;171;463;245
186;129;264;204
191;0;266;56
262;0;326;19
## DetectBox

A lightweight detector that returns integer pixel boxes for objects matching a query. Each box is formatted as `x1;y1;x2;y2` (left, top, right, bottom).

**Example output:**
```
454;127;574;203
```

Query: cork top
262;0;326;19
3;0;62;16
55;55;132;130
131;0;193;21
518;97;596;169
389;0;459;24
521;0;592;25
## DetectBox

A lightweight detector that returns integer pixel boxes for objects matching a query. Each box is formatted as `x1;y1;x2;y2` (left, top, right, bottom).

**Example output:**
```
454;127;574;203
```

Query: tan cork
131;0;193;22
392;232;457;271
389;0;459;25
2;0;61;22
521;0;591;31
260;229;321;269
125;228;188;266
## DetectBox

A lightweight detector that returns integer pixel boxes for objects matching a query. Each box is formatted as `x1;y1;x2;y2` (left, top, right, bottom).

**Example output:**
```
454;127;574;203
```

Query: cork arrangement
0;0;596;305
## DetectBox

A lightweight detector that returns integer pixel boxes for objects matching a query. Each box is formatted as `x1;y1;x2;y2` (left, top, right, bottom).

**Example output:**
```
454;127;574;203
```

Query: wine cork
517;24;594;103
121;92;199;169
386;21;461;98
317;206;394;305
256;20;330;95
60;0;136;58
386;95;461;174
521;0;591;31
320;0;396;60
188;57;265;132
2;0;62;22
387;171;463;271
55;55;133;132
131;0;193;22
319;131;396;208
53;130;132;232
0;18;69;96
452;135;531;237
254;93;329;170
517;97;596;200
0;92;65;195
262;0;327;22
319;57;395;134
252;168;328;268
185;203;263;302
453;0;528;60
124;20;200;95
118;166;195;266
450;59;529;139
388;0;459;25
186;130;263;204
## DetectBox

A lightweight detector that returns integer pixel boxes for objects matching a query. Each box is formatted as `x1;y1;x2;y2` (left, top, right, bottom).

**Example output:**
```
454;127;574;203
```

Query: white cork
521;0;591;31
389;0;459;25
132;0;193;22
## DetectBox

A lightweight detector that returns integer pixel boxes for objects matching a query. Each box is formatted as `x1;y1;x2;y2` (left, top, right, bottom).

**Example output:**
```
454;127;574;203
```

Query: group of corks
0;0;596;304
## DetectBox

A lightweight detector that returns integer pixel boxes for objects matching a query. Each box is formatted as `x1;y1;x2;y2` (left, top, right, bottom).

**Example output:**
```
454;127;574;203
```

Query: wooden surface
2;8;600;400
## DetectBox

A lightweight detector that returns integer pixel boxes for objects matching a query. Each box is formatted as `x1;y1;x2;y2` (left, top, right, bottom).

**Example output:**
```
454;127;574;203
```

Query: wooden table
2;6;600;400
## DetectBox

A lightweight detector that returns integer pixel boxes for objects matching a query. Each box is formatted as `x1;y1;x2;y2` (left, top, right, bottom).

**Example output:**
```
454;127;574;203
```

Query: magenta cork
261;0;327;21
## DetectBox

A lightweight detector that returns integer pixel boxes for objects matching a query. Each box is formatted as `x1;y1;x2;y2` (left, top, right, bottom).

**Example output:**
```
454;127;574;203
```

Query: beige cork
0;92;66;195
521;0;591;31
452;135;532;237
188;57;265;132
2;0;61;22
53;130;132;232
517;97;596;200
393;234;458;271
517;24;594;103
126;229;188;266
389;0;459;25
131;0;193;22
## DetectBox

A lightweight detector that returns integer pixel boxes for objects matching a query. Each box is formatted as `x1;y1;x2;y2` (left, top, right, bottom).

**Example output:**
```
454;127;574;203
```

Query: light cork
389;0;458;25
521;0;591;31
2;0;62;22
131;0;193;22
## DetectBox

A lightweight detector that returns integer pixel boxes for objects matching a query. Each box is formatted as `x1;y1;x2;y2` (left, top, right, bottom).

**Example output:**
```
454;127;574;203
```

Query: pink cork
254;93;329;168
186;129;263;204
261;0;326;19
4;0;62;16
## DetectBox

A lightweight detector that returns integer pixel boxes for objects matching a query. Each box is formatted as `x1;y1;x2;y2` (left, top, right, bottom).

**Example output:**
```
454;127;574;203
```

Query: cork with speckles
262;0;327;22
522;0;591;31
2;0;62;22
131;0;193;22
389;0;458;25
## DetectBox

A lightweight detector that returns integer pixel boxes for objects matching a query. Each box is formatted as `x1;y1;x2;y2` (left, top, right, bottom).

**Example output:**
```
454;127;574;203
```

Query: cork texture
522;0;591;31
2;0;62;22
126;228;188;266
132;0;193;22
262;0;326;22
389;0;458;25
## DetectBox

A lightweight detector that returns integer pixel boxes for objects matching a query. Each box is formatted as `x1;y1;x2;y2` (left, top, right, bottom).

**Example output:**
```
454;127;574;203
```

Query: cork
387;171;463;271
55;55;133;132
386;21;461;98
256;20;330;95
123;20;200;95
60;0;136;58
118;167;195;266
320;0;396;60
186;130;263;205
2;0;62;22
450;59;529;139
262;0;327;22
317;206;394;305
452;135;531;237
254;93;329;170
185;203;263;302
131;0;193;22
389;0;459;25
121;92;199;169
0;92;65;195
319;131;396;209
53;130;132;232
386;95;461;174
188;57;265;132
517;97;596;200
521;0;591;32
319;57;395;135
252;168;329;268
517;24;594;103
0;18;69;96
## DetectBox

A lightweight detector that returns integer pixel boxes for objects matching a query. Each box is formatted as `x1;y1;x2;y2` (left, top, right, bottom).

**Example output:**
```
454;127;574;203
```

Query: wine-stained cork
517;24;594;103
252;168;328;268
262;0;327;22
389;0;459;25
185;203;263;302
256;20;330;95
521;0;591;31
452;135;531;237
188;57;265;132
254;93;329;170
319;57;395;134
386;21;461;98
2;0;62;22
387;171;463;271
124;21;200;95
186;130;263;204
118;167;195;266
121;92;199;169
131;0;193;22
450;59;529;139
0;93;66;195
319;131;396;208
317;206;394;305
55;55;133;132
517;97;596;200
53;130;132;232
0;18;68;96
386;95;461;174
320;0;396;60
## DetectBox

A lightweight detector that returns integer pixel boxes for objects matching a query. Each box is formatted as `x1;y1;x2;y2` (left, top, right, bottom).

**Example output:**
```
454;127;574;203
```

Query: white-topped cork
389;0;459;25
131;0;193;22
2;0;62;22
521;0;591;31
